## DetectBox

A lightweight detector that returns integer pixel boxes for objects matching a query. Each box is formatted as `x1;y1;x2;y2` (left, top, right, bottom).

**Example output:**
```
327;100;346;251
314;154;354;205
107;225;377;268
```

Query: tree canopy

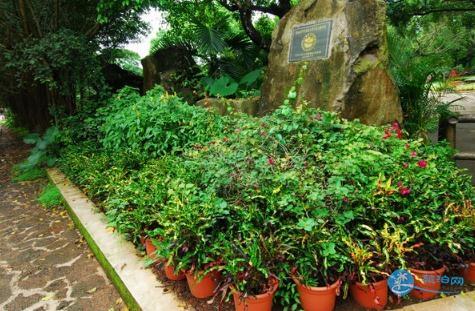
99;0;296;50
2;0;475;131
0;0;147;130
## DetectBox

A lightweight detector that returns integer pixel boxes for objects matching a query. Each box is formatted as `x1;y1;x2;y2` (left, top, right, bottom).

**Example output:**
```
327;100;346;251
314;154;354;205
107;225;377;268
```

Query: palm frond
192;22;227;54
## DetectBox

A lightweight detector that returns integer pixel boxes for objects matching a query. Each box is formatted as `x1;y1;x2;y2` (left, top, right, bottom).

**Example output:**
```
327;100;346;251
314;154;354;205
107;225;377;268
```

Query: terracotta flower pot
164;264;186;281
139;235;146;246
462;262;475;285
293;277;340;311
409;266;446;300
350;279;387;310
185;270;221;299
144;238;158;260
232;277;279;311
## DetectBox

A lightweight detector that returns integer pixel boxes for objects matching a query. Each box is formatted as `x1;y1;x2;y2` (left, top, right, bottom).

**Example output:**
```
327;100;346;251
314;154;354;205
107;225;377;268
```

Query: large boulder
102;64;143;93
141;46;198;102
259;0;402;125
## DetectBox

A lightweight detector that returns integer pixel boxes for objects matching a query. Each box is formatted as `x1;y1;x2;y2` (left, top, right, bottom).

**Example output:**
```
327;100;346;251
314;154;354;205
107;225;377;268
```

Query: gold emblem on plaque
301;33;317;52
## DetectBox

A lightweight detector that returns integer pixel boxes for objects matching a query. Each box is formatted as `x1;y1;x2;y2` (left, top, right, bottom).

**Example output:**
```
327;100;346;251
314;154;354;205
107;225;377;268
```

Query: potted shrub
288;219;348;311
164;263;186;281
462;262;475;285
221;249;279;311
407;241;467;300
461;250;475;285
186;266;222;298
156;179;232;297
231;274;279;311
153;237;186;281
155;232;220;289
345;224;413;310
144;237;160;262
458;204;475;285
405;228;467;300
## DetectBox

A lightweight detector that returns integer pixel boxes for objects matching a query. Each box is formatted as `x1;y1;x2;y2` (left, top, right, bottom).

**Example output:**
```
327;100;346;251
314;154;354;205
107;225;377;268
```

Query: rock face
196;97;260;115
141;46;198;102
102;64;143;93
259;0;402;125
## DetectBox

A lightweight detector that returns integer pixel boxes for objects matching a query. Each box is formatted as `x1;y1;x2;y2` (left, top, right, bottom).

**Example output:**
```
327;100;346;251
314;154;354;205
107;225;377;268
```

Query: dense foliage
0;0;147;130
57;87;474;308
3;1;475;307
388;10;475;138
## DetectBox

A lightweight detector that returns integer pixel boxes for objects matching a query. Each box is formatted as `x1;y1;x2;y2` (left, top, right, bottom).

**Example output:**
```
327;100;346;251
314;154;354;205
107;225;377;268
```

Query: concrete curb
396;290;475;310
47;168;183;311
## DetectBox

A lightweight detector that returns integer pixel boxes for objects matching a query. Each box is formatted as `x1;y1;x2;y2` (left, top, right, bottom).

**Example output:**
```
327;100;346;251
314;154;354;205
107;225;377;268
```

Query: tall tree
99;0;294;51
0;0;147;131
387;0;475;23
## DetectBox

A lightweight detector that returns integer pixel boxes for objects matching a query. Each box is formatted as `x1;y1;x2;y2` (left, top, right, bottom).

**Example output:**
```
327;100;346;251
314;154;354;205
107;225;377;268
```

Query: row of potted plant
58;89;474;310
142;233;474;311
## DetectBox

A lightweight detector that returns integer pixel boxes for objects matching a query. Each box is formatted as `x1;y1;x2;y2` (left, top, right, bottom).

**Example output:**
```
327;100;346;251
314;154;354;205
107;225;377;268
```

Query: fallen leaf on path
86;287;97;294
41;293;55;301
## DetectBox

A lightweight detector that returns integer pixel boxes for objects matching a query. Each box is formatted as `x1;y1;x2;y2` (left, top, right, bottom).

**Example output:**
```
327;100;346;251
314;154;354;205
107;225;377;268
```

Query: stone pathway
0;126;124;311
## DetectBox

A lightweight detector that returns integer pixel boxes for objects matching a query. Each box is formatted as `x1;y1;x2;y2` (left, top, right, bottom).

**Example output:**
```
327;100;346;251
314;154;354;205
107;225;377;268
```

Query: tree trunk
7;84;74;133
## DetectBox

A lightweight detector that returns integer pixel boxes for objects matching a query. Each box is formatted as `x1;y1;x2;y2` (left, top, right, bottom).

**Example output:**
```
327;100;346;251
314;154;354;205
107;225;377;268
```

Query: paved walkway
441;91;475;184
0;126;123;311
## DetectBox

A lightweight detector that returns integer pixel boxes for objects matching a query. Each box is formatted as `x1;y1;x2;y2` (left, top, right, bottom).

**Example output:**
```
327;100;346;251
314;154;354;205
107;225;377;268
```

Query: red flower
268;157;275;165
410;151;417;158
403;162;409;169
397;181;411;196
392;121;403;138
417;160;428;168
399;187;411;196
391;121;401;131
383;120;403;139
343;197;349;203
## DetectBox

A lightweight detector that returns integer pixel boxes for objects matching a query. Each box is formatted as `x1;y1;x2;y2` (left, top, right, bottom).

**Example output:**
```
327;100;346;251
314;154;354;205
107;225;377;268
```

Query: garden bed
42;87;474;310
49;168;474;311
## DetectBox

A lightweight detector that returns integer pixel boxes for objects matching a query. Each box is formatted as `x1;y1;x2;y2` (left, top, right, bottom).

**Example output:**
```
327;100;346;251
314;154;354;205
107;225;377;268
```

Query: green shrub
14;126;62;179
38;183;63;209
100;86;227;159
57;89;474;308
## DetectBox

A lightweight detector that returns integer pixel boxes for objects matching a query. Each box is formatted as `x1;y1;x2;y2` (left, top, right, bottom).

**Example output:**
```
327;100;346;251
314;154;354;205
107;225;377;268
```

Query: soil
150;262;234;311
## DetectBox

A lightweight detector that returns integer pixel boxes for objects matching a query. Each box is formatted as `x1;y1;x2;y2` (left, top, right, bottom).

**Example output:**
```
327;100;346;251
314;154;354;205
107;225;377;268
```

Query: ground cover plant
38;183;63;209
56;87;475;309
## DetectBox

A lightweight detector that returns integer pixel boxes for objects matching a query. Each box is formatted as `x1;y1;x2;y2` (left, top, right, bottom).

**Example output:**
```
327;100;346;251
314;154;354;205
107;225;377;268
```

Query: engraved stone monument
260;0;402;125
